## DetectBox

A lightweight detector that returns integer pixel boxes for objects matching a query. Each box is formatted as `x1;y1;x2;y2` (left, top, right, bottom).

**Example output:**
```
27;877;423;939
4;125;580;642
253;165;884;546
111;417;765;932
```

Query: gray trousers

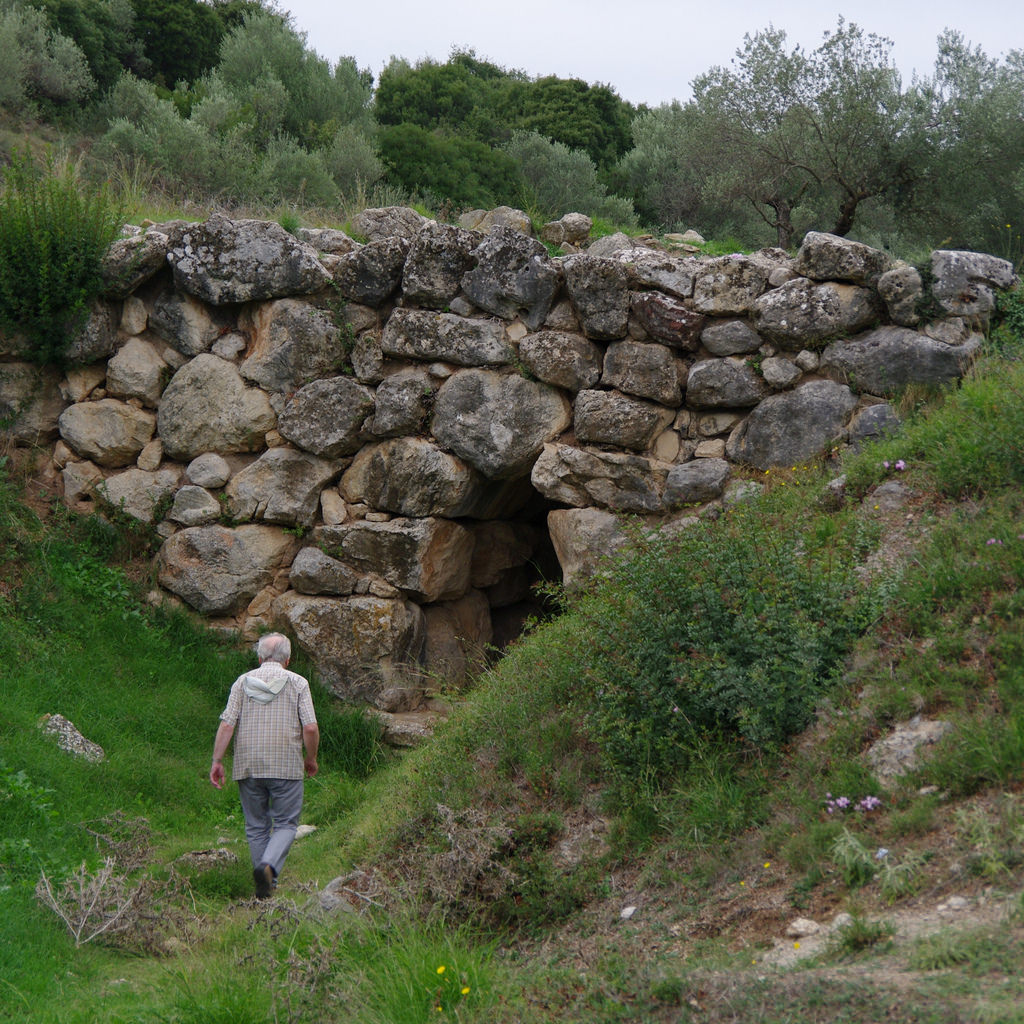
237;777;304;877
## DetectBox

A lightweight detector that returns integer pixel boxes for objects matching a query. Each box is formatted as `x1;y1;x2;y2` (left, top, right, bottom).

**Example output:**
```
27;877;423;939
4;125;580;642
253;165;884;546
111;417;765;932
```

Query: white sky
280;0;1023;107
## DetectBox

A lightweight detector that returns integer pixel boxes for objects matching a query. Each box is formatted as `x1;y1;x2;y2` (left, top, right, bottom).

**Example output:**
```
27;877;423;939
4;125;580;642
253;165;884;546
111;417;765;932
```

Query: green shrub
580;502;877;785
0;149;123;366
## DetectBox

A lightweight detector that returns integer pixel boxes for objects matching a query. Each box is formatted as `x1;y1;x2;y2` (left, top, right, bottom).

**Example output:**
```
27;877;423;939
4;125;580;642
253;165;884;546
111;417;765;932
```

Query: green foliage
827;911;894;955
829;828;877;888
580;501;877;786
0;149;123;366
504;129;637;224
0;1;94;115
379;123;523;208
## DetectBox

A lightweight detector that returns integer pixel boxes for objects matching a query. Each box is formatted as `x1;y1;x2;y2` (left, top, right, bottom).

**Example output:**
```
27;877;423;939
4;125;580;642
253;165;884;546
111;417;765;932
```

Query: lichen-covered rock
63;301;120;365
150;290;229;357
102;230;170;298
225;448;340;526
619;250;699;299
753;277;882;349
351;206;429;241
277;377;375;457
540;212;592;247
331;237;410;306
97;467;181;522
630;292;705;350
820;326;983;396
157;524;296;615
186;452;231;488
458;206;532;235
664;458;731;507
692;254;772;315
289;546;360;596
58;398;156;467
370;369;434;437
239;299;351;393
167;214;330;304
700;319;763;356
402;222;479;308
602;340;683;406
794;231;892;285
562;254;630;340
432;369;571;479
685;357;770;409
726;379;858;470
929;250;1018;321
316;517;472;603
574;389;675;451
381;308;512;366
158;354;275;460
168;484;222;527
461;227;560;330
517;330;603;393
531;443;670;512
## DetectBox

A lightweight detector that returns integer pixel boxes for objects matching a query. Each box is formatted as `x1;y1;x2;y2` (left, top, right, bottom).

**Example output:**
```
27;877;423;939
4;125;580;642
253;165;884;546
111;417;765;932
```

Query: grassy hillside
2;296;1024;1022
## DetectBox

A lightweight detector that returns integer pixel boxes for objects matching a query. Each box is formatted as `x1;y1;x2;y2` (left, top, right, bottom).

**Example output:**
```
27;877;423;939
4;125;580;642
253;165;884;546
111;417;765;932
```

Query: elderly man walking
209;633;319;899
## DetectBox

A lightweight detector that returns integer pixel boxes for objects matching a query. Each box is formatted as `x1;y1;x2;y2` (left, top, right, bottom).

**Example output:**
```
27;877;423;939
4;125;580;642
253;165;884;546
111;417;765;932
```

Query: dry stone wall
2;208;1018;712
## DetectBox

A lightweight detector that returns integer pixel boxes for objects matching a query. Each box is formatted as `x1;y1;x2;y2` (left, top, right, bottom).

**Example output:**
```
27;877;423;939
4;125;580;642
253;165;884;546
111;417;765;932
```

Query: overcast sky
280;0;1022;107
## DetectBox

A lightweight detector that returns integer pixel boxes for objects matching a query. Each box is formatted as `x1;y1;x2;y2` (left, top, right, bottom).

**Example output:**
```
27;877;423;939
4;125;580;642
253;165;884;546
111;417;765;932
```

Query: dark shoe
253;863;274;899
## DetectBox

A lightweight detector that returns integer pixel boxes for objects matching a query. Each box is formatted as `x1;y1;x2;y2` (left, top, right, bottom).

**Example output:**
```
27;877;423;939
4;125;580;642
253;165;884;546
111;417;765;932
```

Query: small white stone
786;917;821;938
620;906;638;920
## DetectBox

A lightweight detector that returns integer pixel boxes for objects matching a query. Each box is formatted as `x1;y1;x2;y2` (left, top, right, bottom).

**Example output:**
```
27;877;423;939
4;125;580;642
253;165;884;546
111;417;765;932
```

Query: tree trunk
768;197;794;249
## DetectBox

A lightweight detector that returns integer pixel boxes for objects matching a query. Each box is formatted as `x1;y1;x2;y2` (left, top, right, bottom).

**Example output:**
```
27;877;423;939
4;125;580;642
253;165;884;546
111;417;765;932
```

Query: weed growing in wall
0;149;124;366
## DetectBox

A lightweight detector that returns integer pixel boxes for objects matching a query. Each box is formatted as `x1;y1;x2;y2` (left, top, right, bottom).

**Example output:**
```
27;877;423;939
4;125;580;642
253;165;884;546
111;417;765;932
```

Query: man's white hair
257;632;291;665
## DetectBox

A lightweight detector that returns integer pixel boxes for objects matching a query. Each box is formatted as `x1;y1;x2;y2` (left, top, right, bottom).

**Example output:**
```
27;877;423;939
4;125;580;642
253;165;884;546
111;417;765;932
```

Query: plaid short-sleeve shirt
220;662;317;781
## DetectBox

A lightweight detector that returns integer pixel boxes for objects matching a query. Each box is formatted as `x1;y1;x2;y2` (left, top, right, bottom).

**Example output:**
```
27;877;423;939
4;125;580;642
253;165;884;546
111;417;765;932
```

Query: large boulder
461;227;560;330
58;398;156;468
381;308;512;366
1;363;65;446
630;292;705;350
602;340;683;406
574;389;675;451
877;264;923;327
63;302;120;365
224;448;339;527
158;354;275;460
929;250;1018;321
370;369;434;437
239;299;355;394
458;206;532;235
692;254;772;315
794;231;892;285
351;206;429;241
753;277;882;349
96;467;181;522
289;546;360;596
167;214;330;304
700;319;763;356
726;379;858;470
102;229;170;298
340;438;492;518
271;591;425;703
663;458;731;507
157;524;296;616
547;507;629;591
618;250;699;299
150;290;230;357
432;369;571;479
105;338;170;407
402;222;479;308
820;326;983;396
517;330;603;393
330;237;410;306
277;377;375;457
685;357;770;409
562;254;630;340
316;517;473;603
531;443;671;512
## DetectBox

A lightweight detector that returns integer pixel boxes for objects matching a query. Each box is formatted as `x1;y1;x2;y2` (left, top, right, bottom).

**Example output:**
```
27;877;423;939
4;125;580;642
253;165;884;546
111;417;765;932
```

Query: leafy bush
0;149;123;366
580;501;877;785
